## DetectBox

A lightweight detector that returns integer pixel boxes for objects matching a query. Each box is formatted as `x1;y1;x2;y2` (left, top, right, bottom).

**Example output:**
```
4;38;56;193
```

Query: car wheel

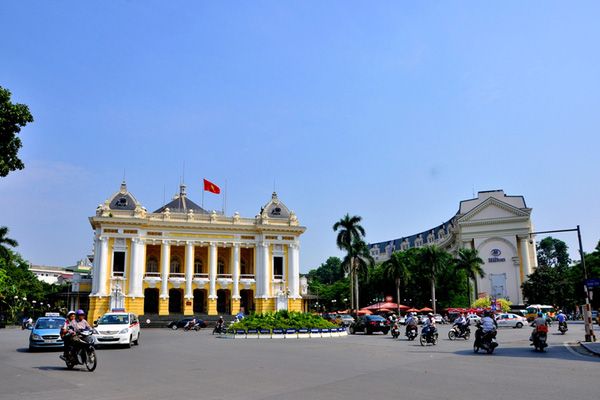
171;325;178;330
516;322;523;329
349;326;355;334
127;335;133;348
133;333;140;345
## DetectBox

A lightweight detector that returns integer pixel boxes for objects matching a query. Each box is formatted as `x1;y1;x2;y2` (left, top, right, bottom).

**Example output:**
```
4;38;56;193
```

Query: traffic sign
585;278;600;288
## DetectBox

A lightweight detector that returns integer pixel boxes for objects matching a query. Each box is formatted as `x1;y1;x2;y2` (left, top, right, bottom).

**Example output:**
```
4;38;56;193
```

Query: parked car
28;316;66;351
167;317;208;330
496;313;528;328
419;314;444;324
94;312;141;347
349;315;390;335
338;314;355;327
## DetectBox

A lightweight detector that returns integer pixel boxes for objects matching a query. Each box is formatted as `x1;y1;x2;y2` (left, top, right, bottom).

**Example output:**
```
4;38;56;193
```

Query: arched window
194;259;203;274
217;258;226;275
170;256;181;274
146;256;159;273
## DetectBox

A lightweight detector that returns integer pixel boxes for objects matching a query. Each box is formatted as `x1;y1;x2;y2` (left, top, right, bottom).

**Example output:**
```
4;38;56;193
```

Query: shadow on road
454;344;600;363
16;347;61;353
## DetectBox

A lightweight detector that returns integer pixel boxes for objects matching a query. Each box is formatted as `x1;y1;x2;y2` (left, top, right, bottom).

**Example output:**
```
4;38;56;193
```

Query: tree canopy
0;86;33;177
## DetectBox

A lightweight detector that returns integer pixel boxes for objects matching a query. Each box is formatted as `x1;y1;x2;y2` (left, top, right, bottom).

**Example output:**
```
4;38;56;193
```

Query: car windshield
98;314;129;325
35;318;64;329
368;316;385;321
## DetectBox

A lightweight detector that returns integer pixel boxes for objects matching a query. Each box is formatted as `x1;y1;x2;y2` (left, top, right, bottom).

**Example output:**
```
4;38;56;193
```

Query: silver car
496;313;527;328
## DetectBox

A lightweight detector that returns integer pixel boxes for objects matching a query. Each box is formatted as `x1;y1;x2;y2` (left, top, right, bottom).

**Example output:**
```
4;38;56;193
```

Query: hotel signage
488;248;506;263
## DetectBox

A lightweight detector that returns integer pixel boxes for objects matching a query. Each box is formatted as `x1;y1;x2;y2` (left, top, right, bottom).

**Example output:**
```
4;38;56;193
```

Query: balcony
193;273;209;289
168;273;185;288
239;274;255;289
143;272;161;288
217;273;233;286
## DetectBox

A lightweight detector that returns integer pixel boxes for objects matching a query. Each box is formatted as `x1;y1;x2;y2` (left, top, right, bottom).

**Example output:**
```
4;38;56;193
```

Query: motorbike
391;323;400;339
473;328;498;354
405;325;418;341
558;321;568;335
212;322;226;335
62;330;97;371
419;327;438;346
448;324;471;340
184;321;201;332
531;327;548;352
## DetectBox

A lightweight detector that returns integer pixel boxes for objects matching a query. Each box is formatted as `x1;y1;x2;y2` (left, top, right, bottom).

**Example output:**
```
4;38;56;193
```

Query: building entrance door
169;289;183;313
490;273;507;299
144;288;159;314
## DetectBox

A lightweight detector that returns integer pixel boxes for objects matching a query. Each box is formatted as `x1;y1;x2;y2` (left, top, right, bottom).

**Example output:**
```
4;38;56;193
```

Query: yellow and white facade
87;182;306;322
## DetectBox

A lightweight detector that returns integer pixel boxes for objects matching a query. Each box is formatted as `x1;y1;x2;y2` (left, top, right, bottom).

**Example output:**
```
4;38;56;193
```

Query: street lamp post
529;225;596;342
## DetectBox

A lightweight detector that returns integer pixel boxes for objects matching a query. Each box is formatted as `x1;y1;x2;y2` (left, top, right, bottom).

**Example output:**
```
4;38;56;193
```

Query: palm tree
382;251;412;314
341;238;374;312
455;248;485;304
333;214;366;313
0;226;18;260
417;245;451;314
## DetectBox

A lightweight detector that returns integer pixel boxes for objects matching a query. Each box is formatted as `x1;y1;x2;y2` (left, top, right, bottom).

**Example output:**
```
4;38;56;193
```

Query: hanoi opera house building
87;182;306;322
369;190;537;305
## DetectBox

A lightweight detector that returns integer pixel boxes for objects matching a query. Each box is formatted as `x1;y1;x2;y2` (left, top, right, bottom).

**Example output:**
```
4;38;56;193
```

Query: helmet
412;312;417;316
558;310;563;314
66;310;75;317
76;309;85;316
428;313;433;317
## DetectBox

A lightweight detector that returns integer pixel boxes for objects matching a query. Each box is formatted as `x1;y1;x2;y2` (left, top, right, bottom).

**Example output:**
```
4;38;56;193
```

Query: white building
369;190;537;304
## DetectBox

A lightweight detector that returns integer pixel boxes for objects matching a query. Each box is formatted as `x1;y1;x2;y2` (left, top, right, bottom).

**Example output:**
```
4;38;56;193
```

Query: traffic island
579;341;600;356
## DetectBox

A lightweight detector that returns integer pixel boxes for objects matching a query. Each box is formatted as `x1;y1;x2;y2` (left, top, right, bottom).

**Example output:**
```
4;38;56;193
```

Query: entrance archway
144;288;159;314
169;288;183;313
217;289;230;314
240;289;254;314
193;289;207;314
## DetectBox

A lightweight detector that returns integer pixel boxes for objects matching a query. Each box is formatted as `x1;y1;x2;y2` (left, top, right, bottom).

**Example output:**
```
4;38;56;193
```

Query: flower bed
226;310;346;339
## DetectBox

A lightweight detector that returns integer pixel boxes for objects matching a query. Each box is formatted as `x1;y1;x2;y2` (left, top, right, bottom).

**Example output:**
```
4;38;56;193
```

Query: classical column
288;243;300;298
261;243;270;299
520;237;531;277
232;244;241;299
91;237;100;295
97;237;109;296
208;242;217;299
254;245;262;298
185;241;194;299
160;240;170;298
128;238;145;298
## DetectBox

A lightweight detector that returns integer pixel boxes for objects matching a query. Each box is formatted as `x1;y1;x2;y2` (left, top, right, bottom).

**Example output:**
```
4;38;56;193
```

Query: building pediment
458;197;530;224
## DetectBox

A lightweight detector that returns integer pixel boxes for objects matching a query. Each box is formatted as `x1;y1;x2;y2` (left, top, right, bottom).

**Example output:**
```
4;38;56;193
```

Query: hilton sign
488;248;506;263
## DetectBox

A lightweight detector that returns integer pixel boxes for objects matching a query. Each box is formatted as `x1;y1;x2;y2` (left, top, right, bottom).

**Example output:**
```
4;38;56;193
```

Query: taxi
93;312;140;347
28;315;66;351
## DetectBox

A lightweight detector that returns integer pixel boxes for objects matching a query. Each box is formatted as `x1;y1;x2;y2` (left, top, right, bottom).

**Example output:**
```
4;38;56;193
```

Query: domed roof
260;192;291;219
153;184;208;214
107;181;141;211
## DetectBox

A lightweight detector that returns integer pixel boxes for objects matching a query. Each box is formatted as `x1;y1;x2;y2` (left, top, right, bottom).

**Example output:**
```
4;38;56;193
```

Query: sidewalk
580;341;600;356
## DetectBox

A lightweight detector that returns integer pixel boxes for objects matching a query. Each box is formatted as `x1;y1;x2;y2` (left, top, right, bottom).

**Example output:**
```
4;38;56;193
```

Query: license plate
103;336;114;340
44;340;54;343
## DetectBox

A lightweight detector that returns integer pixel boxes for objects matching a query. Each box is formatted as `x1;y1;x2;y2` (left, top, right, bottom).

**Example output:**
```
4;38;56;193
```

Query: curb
579;342;600;356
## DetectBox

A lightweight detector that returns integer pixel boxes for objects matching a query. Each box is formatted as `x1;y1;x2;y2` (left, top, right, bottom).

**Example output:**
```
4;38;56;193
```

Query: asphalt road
0;323;597;400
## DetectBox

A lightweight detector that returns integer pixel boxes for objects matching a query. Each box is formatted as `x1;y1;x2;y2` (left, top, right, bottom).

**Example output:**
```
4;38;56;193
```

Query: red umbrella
365;302;410;311
419;307;433;313
406;308;420;313
358;308;373;315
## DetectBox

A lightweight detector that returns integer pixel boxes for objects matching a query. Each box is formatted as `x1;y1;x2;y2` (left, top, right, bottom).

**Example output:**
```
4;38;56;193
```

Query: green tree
454;248;485;303
537;237;571;268
0;226;18;261
333;214;366;313
382;251;412;313
307;257;344;285
417;245;452;314
341;238;374;310
0;86;34;177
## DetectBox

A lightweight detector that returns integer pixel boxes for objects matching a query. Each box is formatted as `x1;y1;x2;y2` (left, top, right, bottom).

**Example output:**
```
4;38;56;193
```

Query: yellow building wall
88;297;110;323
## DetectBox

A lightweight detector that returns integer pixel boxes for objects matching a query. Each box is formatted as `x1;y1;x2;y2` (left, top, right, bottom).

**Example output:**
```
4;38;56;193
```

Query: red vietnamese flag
203;178;221;194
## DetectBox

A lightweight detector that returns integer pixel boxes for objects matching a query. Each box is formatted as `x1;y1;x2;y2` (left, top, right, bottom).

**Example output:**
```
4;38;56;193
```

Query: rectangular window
113;251;125;276
273;256;283;279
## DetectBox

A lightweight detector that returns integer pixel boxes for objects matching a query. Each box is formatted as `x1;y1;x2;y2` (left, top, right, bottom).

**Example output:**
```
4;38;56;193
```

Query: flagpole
202;181;205;210
222;180;227;215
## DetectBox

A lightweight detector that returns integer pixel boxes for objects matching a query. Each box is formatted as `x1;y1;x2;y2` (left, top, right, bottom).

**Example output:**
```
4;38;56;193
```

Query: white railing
169;273;185;278
193;272;209;278
240;274;255;279
145;272;161;277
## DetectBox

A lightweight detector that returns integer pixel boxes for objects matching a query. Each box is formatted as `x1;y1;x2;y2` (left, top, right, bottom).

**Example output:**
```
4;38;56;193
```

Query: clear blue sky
1;1;599;271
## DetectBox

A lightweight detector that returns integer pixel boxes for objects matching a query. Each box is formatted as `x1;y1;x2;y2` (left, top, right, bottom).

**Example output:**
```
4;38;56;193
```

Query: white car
496;313;528;329
94;312;140;347
467;314;481;324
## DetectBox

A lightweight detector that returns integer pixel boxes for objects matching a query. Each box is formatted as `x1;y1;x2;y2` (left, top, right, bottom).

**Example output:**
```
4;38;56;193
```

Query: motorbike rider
475;310;497;345
216;316;225;332
556;310;567;329
185;317;198;330
454;313;470;335
422;313;437;339
530;312;547;344
405;312;418;336
59;311;76;361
